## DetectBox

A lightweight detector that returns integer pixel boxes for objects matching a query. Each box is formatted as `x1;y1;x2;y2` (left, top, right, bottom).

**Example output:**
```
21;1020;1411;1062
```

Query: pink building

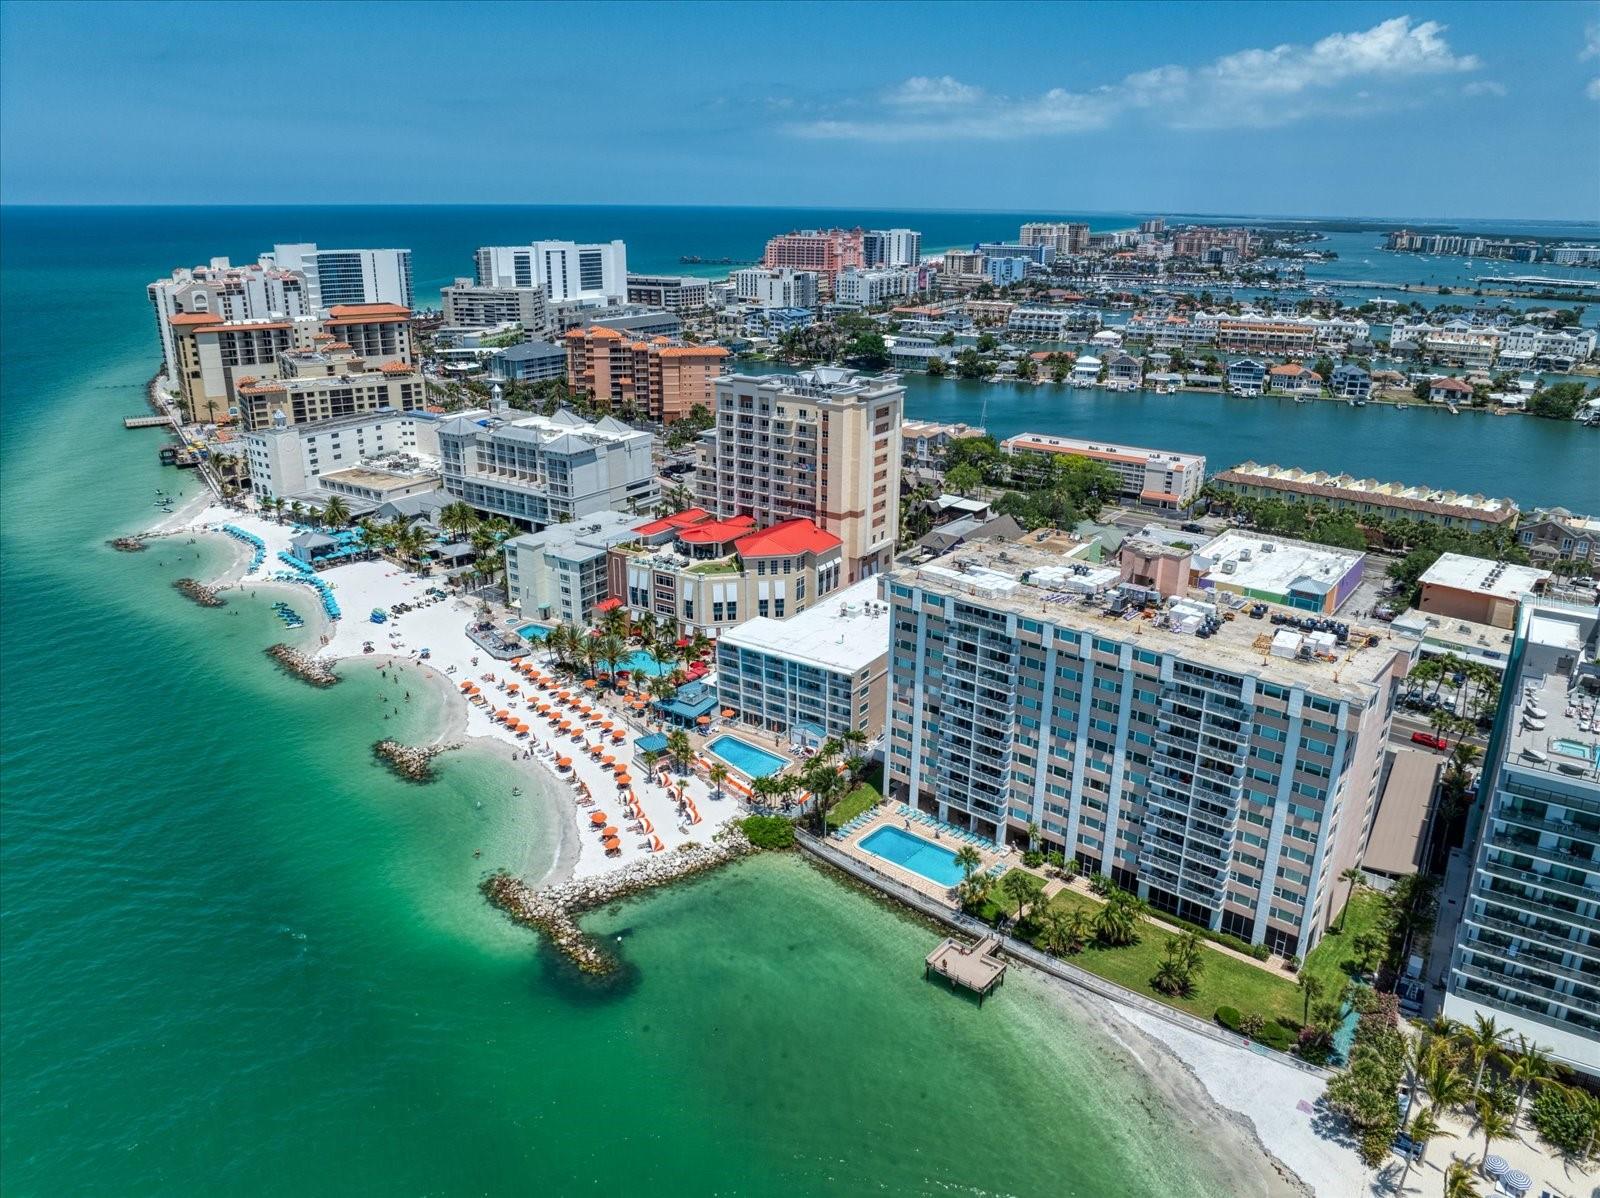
761;228;865;286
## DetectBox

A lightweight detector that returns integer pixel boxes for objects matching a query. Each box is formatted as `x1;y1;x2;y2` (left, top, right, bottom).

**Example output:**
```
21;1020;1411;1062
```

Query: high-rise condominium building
1443;599;1599;1075
474;241;628;306
1020;222;1090;255
268;244;414;311
760;229;865;287
147;259;309;379
883;541;1410;957
563;325;728;424
863;228;922;268
733;267;820;309
696;368;903;582
440;279;548;332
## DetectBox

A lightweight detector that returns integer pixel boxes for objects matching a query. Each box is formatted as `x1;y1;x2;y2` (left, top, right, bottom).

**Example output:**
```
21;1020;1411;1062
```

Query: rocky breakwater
108;536;149;553
483;825;759;974
173;577;225;607
264;643;339;687
372;739;459;782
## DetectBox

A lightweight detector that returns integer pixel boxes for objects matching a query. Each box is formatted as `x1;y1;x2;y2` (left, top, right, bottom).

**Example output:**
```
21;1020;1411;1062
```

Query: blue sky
2;0;1597;220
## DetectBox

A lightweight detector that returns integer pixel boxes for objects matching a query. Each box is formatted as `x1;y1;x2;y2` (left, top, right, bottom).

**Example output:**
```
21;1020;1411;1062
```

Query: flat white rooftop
1196;530;1363;598
719;578;889;675
1418;552;1551;601
1002;433;1202;469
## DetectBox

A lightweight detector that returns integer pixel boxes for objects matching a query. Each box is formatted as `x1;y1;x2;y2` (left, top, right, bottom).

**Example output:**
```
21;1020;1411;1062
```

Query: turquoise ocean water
0;205;1593;1194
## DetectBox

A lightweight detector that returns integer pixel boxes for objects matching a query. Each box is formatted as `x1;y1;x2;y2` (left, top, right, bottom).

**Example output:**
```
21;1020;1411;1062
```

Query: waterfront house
1427;376;1474;405
1516;508;1600;565
1212;462;1518;532
1226;358;1266;396
1068;354;1102;386
1267;364;1322;396
1329;364;1371;401
1105;353;1143;391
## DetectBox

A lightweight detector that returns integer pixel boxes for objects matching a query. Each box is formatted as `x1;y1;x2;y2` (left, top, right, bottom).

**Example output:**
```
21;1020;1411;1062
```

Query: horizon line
1;201;1596;227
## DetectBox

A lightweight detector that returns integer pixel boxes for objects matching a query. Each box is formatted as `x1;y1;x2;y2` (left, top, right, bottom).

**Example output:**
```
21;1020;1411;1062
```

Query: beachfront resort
135;223;1600;1198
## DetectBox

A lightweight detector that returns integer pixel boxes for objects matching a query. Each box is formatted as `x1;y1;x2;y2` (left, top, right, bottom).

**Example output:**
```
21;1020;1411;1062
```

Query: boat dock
124;414;175;429
925;934;1007;1004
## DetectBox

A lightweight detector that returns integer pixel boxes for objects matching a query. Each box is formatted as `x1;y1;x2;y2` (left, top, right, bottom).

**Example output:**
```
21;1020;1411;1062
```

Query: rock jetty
108;536;149;553
264;643;339;687
372;739;459;782
174;577;225;607
483;826;758;974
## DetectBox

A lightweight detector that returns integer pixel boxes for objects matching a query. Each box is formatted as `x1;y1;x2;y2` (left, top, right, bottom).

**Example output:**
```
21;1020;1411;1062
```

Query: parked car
1411;731;1449;750
1181;522;1206;533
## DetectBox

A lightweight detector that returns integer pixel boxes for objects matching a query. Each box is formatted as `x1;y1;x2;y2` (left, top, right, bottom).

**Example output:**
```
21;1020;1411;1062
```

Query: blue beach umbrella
1482;1155;1509;1178
1500;1169;1531;1196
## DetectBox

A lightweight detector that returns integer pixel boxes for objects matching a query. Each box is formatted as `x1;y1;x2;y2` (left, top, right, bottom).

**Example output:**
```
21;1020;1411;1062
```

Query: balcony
1454;959;1600;1017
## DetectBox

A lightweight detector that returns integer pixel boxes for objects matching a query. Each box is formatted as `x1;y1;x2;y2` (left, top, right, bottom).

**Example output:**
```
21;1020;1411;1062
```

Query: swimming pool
516;623;551;642
621;650;672;678
1551;738;1595;762
706;735;787;779
859;826;966;888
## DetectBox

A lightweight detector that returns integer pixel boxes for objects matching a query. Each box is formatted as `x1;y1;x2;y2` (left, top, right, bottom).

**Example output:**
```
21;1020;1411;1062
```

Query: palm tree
1035;905;1075;957
640;748;662;780
1442;1160;1480;1198
1336;866;1365;931
1459;1014;1506;1095
1093;894;1139;946
396;525;429;573
320;494;351;528
1297;972;1325;1025
1000;870;1043;924
1419;1050;1472;1121
707;762;728;803
665;729;693;774
439;500;478;543
1473;1095;1512;1164
1506;1036;1553;1127
1397;1105;1439;1193
954;844;982;882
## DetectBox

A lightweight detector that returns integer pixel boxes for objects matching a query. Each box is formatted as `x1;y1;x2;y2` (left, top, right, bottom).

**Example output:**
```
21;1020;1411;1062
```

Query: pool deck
706;735;790;780
834;808;1013;907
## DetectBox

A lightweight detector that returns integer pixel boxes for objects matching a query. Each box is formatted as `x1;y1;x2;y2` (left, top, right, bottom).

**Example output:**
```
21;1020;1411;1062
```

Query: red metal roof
735;519;840;557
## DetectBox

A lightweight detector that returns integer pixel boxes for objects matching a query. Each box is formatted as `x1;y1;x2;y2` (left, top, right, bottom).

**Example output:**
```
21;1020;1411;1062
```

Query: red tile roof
324;303;411;323
678;516;756;545
633;507;712;537
735;519;840;558
170;312;221;325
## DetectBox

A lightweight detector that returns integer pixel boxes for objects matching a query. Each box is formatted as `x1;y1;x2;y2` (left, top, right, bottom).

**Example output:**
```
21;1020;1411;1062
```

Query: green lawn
826;763;885;829
1301;887;1391;998
989;875;1304;1026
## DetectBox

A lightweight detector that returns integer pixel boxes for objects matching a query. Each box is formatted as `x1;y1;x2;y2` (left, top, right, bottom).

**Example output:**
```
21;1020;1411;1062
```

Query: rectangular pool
859;826;966;888
1550;738;1595;762
706;735;787;779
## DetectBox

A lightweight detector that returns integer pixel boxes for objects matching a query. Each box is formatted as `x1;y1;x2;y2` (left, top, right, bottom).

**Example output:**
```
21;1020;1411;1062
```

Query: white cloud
1587;77;1600;100
788;16;1482;141
1582;22;1600;60
885;76;984;107
1462;80;1508;97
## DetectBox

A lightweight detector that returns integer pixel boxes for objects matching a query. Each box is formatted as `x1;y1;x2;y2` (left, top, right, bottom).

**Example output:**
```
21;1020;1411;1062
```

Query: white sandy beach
172;503;743;885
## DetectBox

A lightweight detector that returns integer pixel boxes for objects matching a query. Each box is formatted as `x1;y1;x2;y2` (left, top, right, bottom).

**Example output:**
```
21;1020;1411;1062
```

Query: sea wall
483;825;758;974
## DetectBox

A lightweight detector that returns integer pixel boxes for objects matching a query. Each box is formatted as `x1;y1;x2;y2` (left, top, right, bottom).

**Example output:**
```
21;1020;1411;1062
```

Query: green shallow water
3;207;1281;1196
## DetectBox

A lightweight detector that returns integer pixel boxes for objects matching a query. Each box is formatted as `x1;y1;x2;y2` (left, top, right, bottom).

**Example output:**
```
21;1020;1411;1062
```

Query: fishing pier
925;935;1007;1004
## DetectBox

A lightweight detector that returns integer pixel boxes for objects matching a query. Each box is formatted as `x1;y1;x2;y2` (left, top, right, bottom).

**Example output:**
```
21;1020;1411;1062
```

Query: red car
1411;731;1448;750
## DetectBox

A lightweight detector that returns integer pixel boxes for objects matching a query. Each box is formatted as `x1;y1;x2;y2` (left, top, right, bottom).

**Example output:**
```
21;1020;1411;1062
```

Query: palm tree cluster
1151;929;1207;997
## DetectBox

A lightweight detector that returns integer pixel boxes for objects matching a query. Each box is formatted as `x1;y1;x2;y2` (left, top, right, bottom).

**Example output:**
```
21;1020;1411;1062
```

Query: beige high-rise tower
696;368;903;582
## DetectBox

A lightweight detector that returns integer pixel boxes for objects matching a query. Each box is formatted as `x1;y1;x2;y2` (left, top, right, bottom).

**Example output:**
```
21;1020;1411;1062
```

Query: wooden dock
124;414;175;429
925;934;1007;1004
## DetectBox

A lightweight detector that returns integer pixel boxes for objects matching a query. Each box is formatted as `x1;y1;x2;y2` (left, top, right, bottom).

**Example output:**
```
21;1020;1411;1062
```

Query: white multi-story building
474;241;628;306
269;244;414;312
833;267;922;307
883;540;1409;957
505;510;650;627
440;279;548;332
1443;599;1600;1076
716;577;891;743
1006;306;1102;340
625;274;712;312
1500;324;1597;364
732;267;819;309
865;228;921;267
437;408;657;527
241;408;432;500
